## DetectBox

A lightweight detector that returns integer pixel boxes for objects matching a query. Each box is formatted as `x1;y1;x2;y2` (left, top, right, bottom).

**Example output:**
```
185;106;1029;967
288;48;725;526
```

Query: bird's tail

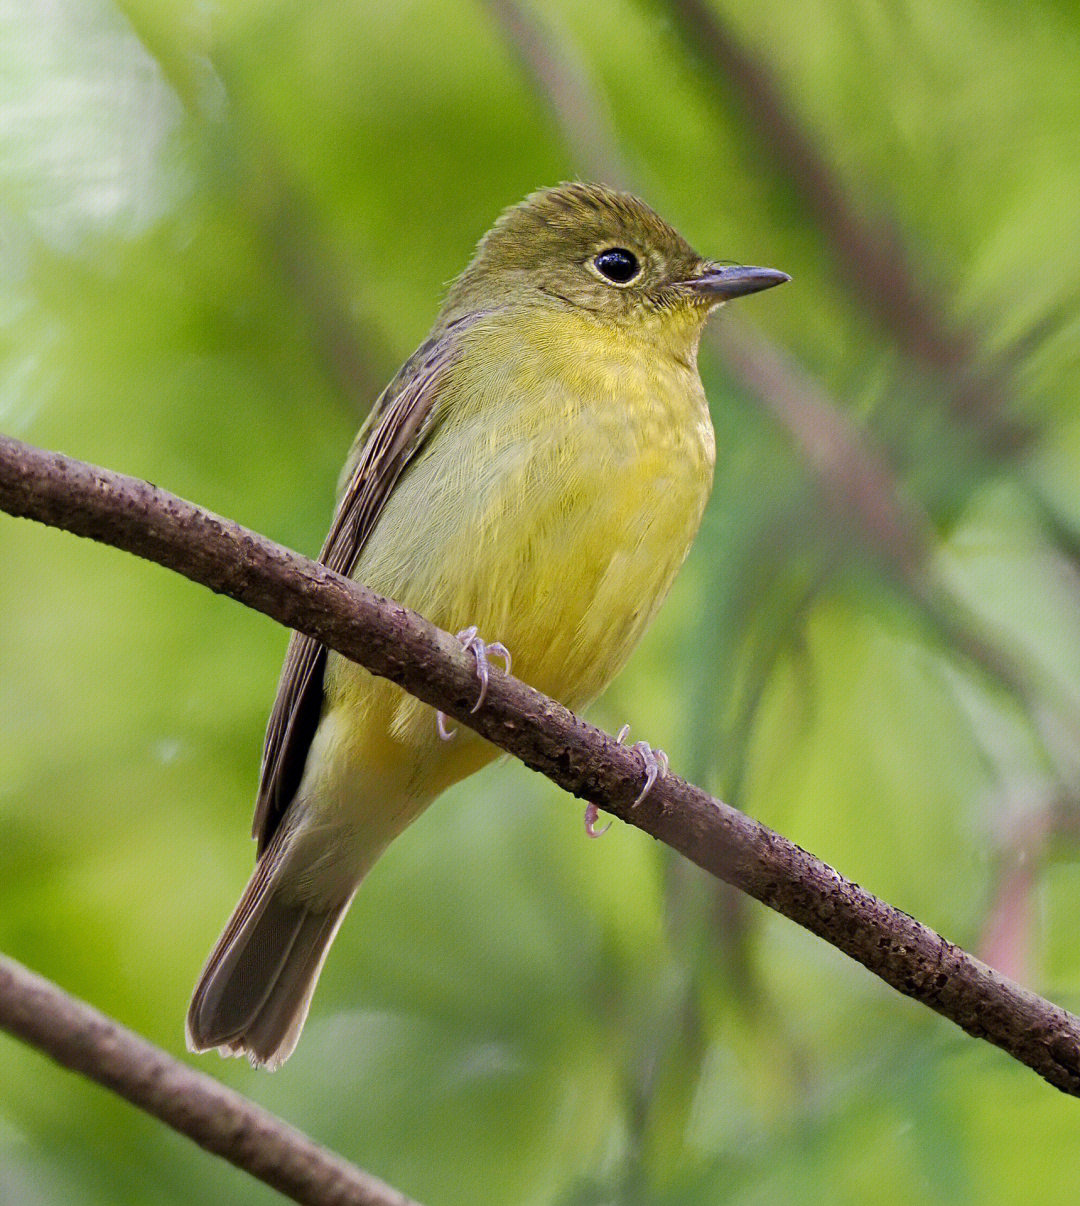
186;835;355;1070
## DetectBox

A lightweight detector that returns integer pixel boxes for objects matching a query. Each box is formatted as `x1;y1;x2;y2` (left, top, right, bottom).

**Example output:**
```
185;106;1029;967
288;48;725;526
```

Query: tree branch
659;0;1032;456
0;955;420;1206
3;434;1080;1096
483;0;631;188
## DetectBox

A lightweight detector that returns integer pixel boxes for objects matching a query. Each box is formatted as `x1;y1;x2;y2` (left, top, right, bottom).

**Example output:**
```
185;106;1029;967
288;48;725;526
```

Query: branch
660;0;1032;455
709;321;928;579
483;0;631;187
0;955;419;1206
3;435;1080;1096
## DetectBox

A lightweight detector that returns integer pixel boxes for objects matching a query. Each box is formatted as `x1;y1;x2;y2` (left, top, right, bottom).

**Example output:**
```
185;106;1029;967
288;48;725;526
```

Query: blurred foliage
3;0;1080;1202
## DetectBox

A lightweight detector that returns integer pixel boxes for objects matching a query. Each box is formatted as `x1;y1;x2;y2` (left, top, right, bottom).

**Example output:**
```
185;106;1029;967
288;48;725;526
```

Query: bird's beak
686;264;791;300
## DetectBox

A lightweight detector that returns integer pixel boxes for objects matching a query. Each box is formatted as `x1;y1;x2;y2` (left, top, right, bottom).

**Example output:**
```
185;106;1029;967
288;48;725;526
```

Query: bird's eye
592;247;641;285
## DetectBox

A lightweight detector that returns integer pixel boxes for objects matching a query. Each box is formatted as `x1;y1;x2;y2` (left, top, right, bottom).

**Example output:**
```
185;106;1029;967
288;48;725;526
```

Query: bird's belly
324;385;713;799
489;456;701;706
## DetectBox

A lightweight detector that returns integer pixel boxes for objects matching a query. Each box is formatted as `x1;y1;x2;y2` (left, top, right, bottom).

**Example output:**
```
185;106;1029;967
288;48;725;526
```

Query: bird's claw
584;802;611;839
583;723;667;837
630;739;668;807
436;626;512;740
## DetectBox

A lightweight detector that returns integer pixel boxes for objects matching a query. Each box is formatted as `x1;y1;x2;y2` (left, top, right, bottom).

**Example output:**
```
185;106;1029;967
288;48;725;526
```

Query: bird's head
440;182;789;339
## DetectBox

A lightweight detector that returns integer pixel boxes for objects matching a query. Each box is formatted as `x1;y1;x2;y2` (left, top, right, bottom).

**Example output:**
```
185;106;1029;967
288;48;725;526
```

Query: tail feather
237;907;348;1065
187;845;354;1070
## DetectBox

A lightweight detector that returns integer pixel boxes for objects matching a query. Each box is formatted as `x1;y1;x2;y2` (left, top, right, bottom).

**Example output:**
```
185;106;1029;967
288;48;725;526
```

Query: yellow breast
326;305;714;792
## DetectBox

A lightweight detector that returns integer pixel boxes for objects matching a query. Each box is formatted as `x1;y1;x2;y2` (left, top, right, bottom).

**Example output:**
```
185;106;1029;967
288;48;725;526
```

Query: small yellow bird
187;183;788;1068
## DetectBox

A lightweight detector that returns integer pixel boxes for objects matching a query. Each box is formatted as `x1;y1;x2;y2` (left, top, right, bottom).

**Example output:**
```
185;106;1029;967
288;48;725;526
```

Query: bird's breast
351;313;715;717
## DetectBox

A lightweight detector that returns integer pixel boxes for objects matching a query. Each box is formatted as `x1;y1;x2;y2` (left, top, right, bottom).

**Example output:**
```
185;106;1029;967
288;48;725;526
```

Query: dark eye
593;247;640;284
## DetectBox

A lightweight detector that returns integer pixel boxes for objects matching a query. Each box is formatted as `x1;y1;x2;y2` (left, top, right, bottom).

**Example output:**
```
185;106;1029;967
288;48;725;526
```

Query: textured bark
0;955;420;1206
3;432;1080;1095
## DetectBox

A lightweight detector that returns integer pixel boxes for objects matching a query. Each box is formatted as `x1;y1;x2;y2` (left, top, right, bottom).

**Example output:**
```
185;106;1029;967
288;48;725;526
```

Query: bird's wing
252;318;477;854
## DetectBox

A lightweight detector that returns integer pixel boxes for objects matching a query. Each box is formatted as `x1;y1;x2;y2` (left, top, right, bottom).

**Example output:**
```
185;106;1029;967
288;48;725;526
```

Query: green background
4;0;1080;1202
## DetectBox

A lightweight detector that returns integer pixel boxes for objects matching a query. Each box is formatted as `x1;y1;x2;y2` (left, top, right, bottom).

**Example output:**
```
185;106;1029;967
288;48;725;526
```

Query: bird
186;182;789;1068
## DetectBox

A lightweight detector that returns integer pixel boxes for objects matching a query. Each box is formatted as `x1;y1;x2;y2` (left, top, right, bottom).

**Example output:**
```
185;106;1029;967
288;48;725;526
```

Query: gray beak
687;264;791;300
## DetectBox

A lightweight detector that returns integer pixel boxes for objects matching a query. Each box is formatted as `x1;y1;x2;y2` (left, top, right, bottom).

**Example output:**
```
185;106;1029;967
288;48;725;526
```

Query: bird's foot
629;735;669;807
436;626;512;741
583;724;669;837
583;801;611;839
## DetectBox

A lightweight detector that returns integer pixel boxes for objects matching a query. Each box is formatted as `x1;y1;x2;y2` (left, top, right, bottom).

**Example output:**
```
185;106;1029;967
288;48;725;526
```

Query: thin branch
3;436;1080;1095
711;323;1080;749
710;321;929;578
659;0;1032;455
484;0;631;187
226;123;397;416
0;955;420;1206
979;798;1080;981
